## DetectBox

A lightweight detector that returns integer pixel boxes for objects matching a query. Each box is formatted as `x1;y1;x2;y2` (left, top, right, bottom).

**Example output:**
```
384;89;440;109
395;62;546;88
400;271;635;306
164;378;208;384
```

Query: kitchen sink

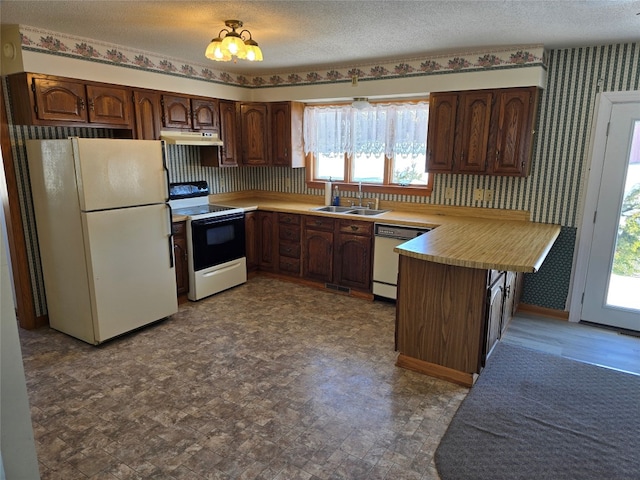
310;206;389;216
347;208;389;216
312;205;360;213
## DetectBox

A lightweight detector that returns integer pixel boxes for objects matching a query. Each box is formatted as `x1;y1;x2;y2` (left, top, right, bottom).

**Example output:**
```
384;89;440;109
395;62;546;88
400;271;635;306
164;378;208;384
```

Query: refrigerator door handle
161;143;170;202
166;203;174;268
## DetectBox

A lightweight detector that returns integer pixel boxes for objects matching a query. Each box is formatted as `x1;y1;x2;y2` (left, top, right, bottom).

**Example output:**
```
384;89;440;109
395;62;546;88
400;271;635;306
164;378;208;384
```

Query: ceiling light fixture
352;97;371;110
205;19;263;62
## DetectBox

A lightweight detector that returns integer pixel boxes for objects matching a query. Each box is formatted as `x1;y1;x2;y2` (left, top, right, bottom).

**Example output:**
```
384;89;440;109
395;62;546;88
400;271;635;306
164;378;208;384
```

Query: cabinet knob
78;98;85;110
88;99;95;112
350;225;358;231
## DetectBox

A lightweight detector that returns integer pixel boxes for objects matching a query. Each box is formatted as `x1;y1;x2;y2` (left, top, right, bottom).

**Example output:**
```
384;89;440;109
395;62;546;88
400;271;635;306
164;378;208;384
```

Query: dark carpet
435;342;640;480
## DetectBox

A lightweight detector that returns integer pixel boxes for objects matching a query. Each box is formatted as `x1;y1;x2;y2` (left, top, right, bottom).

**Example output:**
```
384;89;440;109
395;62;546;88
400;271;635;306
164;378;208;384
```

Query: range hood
160;130;223;146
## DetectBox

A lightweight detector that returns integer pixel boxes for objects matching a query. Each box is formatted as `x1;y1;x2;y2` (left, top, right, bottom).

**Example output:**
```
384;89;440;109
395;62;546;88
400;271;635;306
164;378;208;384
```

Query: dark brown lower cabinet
396;255;521;387
172;221;188;296
247;211;374;294
334;227;373;291
245;212;258;272
485;272;506;361
302;226;334;283
257;211;277;271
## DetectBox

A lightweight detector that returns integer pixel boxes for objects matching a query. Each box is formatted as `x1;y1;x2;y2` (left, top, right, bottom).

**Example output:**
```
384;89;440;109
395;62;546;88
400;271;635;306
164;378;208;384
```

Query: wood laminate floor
503;312;640;376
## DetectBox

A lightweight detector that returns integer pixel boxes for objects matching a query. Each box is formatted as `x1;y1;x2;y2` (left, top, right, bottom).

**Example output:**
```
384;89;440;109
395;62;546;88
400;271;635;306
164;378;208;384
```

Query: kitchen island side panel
396;255;486;374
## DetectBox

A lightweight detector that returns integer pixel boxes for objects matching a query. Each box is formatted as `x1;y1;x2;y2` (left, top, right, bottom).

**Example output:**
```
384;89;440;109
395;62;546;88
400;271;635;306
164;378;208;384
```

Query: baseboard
517;303;569;321
396;354;477;388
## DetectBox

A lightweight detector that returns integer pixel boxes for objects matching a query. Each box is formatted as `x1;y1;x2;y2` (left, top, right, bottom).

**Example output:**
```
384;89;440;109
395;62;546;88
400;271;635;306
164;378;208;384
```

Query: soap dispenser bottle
332;185;340;206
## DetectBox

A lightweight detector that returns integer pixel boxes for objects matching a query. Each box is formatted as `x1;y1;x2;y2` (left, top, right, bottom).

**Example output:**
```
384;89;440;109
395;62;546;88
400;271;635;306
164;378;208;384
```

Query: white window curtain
303;106;352;157
304;102;429;158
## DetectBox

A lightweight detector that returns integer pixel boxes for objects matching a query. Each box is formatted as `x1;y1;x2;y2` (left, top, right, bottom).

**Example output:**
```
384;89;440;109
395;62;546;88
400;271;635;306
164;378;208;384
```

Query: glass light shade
221;34;247;58
205;38;231;61
352;98;371;110
244;39;263;62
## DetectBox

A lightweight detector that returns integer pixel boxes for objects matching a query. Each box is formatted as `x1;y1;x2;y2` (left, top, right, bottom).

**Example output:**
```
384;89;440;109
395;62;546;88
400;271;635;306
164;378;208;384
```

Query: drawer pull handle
350;225;358;231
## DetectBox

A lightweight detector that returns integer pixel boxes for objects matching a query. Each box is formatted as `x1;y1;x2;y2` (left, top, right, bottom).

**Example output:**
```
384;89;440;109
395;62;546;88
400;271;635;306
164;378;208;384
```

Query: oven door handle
166;203;174;268
191;212;244;226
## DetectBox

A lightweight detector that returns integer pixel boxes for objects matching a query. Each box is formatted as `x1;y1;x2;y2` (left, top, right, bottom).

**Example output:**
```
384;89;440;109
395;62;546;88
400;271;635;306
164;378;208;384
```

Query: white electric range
169;182;247;301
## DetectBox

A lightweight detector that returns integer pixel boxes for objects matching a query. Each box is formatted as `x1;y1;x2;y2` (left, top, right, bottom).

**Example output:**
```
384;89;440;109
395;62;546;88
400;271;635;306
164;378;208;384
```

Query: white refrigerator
27;138;178;344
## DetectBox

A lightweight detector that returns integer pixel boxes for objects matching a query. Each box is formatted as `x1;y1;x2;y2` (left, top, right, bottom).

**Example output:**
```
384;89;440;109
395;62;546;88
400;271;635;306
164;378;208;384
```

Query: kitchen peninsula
394;219;560;387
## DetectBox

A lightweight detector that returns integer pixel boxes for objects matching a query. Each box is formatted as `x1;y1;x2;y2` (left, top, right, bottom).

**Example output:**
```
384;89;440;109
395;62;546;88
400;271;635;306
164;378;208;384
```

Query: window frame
305;100;433;197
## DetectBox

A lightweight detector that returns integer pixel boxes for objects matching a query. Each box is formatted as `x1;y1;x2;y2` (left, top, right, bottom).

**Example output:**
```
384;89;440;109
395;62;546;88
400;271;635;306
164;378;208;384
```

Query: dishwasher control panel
374;223;431;240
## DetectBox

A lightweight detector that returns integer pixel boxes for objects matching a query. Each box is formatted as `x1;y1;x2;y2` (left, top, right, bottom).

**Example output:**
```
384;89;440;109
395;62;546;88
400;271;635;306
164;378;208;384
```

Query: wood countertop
174;191;560;273
395;219;560;273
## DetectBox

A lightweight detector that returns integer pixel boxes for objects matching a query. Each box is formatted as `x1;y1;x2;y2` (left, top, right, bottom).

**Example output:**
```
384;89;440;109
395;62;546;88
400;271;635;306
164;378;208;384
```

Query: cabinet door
455;91;493;173
426;93;457;172
172;222;188;295
245;211;258;271
86;85;131;127
32;78;88;123
133;90;163;140
303;228;334;283
240;103;270;165
271;102;291;166
484;275;505;364
501;271;518;334
162;95;192;129
218;100;239;166
192;98;219;131
257;211;276;271
490;88;537;176
334;233;372;291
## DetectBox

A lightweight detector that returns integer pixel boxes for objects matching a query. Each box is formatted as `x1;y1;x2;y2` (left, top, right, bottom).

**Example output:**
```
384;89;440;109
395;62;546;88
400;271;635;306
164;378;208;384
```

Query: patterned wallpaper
18;25;545;89
4;42;640;317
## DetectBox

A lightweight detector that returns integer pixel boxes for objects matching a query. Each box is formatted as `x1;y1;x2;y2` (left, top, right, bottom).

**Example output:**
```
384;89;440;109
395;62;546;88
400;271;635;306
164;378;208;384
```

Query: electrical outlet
445;187;454;200
473;189;484;202
484;189;494;202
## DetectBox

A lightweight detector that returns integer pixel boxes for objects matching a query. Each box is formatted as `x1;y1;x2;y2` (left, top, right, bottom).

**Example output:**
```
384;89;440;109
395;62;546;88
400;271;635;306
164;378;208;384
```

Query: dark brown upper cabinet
426;87;539;177
8;73;132;128
161;94;220;132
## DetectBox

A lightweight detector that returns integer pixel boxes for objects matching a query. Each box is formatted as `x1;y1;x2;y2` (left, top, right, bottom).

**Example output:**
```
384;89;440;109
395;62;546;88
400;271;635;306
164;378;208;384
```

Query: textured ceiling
2;0;640;74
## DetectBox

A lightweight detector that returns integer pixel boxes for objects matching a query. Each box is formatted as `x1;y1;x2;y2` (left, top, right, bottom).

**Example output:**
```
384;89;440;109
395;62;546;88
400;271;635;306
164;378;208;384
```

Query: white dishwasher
373;223;431;300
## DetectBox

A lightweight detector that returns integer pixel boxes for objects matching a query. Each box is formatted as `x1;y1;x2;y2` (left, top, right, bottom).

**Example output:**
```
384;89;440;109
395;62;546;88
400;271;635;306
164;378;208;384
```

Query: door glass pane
315;153;344;181
392;152;429;185
352;152;385;183
608;120;640;311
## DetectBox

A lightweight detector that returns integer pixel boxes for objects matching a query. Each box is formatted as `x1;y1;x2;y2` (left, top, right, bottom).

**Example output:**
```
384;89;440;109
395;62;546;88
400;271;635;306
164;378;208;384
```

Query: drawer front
278;213;300;225
279;224;301;242
279;256;301;274
172;221;186;236
279;242;301;258
304;215;335;231
338;219;373;236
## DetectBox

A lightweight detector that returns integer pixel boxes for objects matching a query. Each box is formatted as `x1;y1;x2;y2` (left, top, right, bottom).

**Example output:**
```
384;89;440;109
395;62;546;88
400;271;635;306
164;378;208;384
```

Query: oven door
190;213;246;271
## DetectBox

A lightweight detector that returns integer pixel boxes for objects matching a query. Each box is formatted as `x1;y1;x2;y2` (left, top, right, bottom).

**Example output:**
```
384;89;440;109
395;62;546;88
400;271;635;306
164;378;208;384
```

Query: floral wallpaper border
19;25;547;89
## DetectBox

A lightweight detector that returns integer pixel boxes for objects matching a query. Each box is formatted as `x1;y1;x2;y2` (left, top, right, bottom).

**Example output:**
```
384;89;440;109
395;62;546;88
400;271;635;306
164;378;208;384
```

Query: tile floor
19;276;468;479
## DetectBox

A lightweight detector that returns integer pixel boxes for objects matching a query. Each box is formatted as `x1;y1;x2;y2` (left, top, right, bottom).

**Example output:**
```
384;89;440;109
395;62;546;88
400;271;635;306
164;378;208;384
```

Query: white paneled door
581;100;640;331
